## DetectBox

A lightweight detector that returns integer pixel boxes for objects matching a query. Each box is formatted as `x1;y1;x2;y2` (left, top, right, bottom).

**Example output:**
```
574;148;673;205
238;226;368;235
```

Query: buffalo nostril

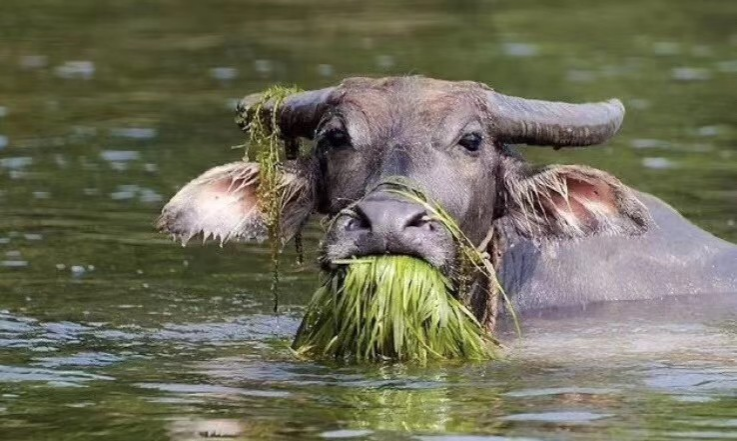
344;213;370;232
345;218;358;231
405;212;435;231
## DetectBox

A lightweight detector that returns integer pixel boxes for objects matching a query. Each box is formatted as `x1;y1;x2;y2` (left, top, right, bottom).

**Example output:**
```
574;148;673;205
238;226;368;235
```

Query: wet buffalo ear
504;164;652;239
157;161;316;245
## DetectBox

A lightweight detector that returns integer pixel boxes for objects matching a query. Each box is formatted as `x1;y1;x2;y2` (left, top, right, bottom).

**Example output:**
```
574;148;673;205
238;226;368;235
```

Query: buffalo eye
320;128;351;150
458;132;483;153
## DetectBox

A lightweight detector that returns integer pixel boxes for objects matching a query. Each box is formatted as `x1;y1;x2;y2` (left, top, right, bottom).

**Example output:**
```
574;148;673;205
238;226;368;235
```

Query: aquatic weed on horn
236;86;303;311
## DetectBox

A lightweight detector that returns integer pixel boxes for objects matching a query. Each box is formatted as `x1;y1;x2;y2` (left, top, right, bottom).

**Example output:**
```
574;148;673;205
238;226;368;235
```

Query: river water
1;1;736;439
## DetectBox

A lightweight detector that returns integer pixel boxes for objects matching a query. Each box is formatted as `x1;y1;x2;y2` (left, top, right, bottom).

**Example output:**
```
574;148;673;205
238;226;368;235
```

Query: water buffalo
158;76;737;329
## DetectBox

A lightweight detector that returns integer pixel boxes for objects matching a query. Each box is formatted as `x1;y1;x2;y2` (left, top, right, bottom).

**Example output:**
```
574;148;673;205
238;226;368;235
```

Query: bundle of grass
293;256;499;363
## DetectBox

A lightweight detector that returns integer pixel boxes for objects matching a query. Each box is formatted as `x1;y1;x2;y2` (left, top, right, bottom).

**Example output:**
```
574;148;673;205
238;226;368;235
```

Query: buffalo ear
504;164;651;239
157;161;316;245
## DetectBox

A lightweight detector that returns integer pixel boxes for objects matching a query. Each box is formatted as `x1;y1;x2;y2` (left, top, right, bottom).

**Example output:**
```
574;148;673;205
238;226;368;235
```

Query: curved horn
486;91;625;148
236;87;335;140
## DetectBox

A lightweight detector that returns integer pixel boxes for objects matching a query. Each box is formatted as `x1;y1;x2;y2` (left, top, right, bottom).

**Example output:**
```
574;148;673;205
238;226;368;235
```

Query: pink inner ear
160;160;314;245
188;177;260;233
211;177;259;216
158;162;267;244
547;191;593;223
545;177;618;228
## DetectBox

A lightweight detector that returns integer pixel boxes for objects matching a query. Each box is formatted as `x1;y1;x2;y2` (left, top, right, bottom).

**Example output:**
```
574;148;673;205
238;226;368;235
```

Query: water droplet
110;128;157;140
100;150;140;162
54;61;95;80
0;107;7;118
502;42;539;58
118;304;140;309
0;135;7;150
209;67;238;81
696;126;722;137
110;191;136;201
70;265;86;276
139;188;163;204
321;429;374;439
501;411;612;423
631;139;670;149
642;157;676;170
672;67;711;82
1;261;28;268
0;157;32;170
33;191;51;199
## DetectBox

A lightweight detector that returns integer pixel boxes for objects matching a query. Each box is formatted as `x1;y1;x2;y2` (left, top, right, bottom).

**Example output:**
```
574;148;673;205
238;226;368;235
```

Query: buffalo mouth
293;253;499;362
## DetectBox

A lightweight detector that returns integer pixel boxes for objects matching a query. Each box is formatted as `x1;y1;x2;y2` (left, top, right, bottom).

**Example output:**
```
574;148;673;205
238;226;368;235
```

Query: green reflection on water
0;0;736;439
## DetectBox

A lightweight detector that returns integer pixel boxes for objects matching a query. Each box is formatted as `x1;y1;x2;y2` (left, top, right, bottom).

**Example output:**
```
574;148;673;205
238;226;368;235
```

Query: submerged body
502;192;737;312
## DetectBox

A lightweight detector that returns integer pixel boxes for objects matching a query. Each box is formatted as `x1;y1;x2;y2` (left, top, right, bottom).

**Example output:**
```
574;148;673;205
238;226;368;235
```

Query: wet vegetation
294;256;499;362
0;0;736;439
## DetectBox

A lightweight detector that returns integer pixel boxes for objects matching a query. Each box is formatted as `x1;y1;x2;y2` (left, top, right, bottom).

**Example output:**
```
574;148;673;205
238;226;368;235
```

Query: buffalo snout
323;192;456;270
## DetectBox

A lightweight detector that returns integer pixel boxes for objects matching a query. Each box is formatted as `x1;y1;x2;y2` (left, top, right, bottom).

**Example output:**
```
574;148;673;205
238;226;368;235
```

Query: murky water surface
1;1;736;439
